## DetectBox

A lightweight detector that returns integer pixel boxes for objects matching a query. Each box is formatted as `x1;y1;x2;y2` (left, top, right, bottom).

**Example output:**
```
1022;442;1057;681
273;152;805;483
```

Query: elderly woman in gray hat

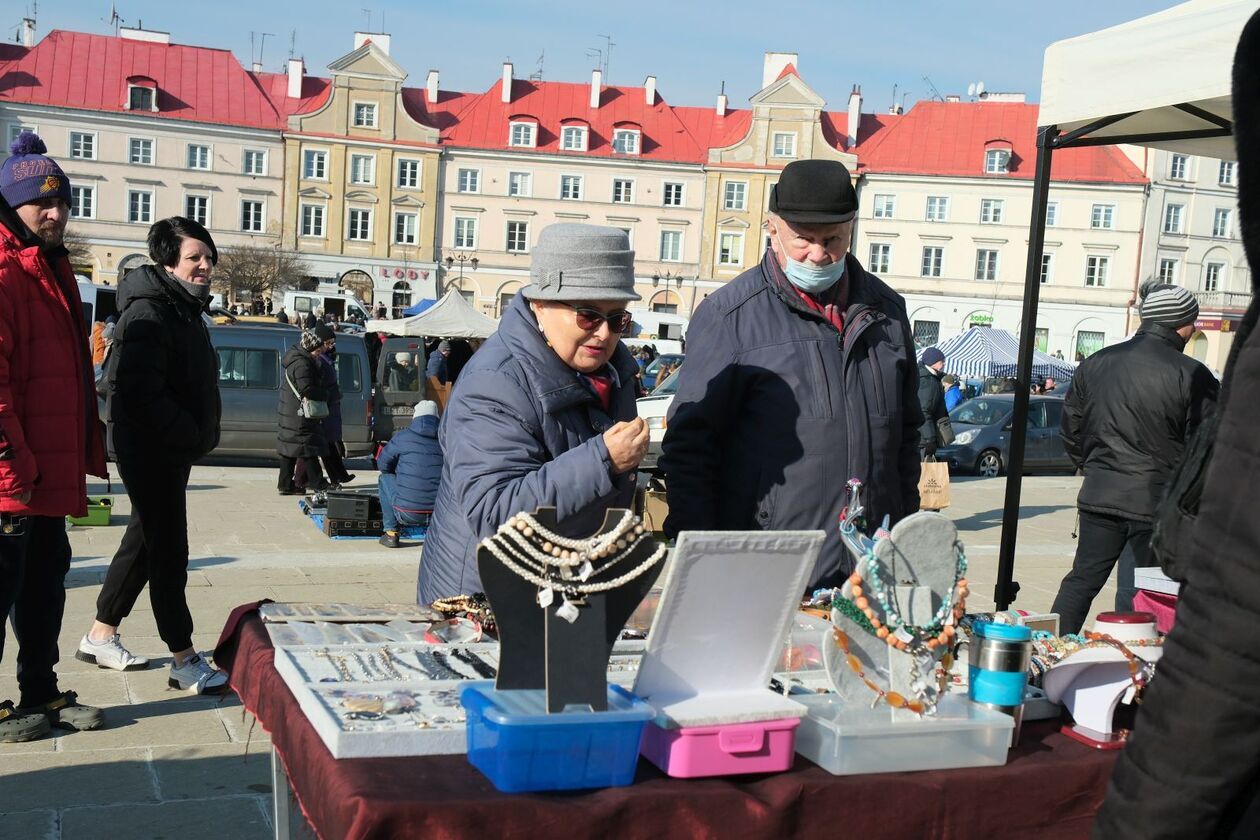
418;224;649;604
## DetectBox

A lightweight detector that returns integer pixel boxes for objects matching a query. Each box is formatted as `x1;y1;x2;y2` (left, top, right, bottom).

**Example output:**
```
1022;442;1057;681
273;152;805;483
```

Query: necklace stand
477;507;665;713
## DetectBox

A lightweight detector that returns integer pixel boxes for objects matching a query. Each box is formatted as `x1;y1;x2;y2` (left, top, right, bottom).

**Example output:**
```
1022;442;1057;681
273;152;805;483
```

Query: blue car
936;394;1074;477
640;354;684;391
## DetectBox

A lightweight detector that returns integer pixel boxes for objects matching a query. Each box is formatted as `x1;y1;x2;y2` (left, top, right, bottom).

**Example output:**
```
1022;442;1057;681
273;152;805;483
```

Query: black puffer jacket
105;265;220;464
277;344;327;459
1061;322;1218;522
916;365;948;448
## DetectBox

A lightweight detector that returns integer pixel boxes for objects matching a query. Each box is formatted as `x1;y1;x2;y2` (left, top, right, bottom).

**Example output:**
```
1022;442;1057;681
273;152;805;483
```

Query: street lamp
444;252;479;293
651;270;691;314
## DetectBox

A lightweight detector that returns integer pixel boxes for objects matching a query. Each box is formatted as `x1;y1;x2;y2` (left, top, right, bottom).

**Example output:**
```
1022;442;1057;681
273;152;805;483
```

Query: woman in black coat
277;329;330;494
79;217;227;694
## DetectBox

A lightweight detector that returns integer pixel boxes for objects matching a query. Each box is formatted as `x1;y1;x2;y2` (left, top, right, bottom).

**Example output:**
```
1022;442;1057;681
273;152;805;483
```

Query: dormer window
984;147;1011;174
509;119;537;148
125;76;158;112
612;128;641;155
561;125;588;152
352;102;378;129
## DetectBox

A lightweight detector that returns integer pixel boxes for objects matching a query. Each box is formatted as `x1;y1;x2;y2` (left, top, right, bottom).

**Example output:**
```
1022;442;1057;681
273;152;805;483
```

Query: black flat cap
768;159;858;224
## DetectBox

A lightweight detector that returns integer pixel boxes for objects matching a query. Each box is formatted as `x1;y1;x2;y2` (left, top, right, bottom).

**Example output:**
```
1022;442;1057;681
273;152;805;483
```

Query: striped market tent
921;328;1076;381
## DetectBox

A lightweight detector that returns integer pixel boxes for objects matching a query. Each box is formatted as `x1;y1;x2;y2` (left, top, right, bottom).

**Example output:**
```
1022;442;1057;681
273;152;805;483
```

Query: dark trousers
96;459;195;653
320;440;351;485
0;515;70;706
279;456;323;491
377;472;431;533
1051;510;1153;635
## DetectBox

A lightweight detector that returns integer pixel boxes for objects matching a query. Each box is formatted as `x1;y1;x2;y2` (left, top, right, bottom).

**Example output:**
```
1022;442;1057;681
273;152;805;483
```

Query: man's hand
603;418;649;474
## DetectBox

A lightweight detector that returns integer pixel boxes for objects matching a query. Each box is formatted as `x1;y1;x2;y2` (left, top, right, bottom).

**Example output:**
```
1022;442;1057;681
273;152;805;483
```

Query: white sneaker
76;634;150;672
168;653;229;695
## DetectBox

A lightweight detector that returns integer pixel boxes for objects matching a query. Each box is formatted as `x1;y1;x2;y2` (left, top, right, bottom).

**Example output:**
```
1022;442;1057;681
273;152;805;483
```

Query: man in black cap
661;159;923;590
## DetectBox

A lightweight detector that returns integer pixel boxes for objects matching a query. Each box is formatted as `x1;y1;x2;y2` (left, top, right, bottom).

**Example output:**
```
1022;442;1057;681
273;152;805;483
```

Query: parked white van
283;290;371;323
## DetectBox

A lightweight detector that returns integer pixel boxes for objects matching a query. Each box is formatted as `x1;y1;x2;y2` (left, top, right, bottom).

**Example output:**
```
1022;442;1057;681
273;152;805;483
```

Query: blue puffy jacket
417;293;639;604
377;414;443;510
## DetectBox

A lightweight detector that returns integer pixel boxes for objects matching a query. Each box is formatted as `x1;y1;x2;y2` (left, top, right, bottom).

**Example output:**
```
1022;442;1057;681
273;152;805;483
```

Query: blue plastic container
460;681;654;793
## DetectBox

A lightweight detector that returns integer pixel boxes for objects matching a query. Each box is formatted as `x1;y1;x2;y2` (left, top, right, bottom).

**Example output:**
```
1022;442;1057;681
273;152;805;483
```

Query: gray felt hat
523;223;640;302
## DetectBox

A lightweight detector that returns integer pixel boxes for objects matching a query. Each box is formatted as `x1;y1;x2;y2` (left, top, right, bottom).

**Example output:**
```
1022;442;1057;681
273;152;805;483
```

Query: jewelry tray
261;602;442;623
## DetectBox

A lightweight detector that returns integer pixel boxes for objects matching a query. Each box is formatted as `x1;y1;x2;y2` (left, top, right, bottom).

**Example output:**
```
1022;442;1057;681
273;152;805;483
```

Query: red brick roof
854;100;1146;184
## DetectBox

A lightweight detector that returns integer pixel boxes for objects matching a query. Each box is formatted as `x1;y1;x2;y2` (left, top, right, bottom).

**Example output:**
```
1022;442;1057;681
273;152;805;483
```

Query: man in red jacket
0;132;109;742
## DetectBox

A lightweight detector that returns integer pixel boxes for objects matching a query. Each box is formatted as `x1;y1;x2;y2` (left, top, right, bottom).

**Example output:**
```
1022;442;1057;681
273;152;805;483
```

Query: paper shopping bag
918;460;951;510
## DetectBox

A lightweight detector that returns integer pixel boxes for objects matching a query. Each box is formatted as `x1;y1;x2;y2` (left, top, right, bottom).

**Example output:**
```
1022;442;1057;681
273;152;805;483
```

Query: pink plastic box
641;717;800;778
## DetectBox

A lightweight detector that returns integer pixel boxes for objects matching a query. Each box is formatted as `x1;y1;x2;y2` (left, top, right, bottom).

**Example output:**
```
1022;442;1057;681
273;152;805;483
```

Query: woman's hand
603;418;649;474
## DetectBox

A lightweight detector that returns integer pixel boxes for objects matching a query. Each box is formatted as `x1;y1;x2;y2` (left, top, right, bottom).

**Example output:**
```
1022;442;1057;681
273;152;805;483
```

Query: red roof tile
775;63;799;81
853;100;1146;184
672;105;751;156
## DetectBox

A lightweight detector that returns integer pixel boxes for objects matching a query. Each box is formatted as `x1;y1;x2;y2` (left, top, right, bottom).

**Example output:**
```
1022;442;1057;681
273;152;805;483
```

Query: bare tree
212;244;310;303
61;229;95;271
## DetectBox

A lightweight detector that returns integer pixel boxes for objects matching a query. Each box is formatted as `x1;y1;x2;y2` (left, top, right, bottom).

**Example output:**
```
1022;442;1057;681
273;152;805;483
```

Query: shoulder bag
285;370;329;420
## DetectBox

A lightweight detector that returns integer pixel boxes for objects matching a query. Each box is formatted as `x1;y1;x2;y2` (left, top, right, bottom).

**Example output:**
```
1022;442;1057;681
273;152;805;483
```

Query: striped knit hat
1139;281;1198;329
300;329;324;352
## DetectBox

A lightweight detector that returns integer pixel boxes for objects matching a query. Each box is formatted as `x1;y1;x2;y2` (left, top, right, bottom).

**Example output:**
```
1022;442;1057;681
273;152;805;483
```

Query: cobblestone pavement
0;465;1104;839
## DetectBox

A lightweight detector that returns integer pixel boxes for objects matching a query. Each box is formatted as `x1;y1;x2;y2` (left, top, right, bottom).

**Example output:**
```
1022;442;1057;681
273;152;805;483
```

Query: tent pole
994;125;1058;610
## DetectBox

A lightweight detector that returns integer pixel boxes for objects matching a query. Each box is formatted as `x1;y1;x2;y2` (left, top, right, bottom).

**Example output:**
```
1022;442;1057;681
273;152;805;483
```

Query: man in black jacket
1050;281;1218;634
917;346;949;458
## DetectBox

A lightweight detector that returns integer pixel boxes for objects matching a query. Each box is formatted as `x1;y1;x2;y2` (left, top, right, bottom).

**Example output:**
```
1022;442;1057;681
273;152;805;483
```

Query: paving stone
0;748;154;810
53;696;233;752
217;704;271;746
60;795;272;840
0;808;55;839
151;743;273;800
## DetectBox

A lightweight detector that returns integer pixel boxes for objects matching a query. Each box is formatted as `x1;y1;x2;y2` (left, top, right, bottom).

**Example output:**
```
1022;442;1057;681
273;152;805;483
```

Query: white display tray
265;620;434;647
793;693;1013;776
1134;567;1180;596
261;602;441;623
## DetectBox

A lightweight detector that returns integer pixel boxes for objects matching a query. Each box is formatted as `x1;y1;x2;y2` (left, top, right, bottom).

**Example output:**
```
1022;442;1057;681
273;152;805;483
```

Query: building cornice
0;102;282;142
442;146;704;173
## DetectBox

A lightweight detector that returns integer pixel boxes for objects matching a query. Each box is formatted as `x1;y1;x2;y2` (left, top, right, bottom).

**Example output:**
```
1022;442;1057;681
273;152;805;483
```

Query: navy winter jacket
660;251;923;590
378;414;443;511
417;293;639;604
425;350;448;384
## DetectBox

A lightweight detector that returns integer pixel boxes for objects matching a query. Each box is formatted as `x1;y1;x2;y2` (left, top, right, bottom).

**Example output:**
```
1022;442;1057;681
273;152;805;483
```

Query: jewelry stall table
215;605;1120;840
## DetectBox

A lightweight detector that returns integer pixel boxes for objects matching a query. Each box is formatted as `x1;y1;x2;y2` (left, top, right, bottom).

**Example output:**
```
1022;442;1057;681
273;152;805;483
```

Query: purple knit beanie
1;132;72;209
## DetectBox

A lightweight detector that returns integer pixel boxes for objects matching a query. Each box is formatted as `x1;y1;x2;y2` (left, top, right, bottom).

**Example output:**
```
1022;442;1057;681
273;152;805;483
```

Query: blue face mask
777;233;846;294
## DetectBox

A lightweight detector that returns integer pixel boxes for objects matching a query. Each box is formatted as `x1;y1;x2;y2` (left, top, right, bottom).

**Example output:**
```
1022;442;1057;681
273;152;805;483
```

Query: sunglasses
553;302;634;334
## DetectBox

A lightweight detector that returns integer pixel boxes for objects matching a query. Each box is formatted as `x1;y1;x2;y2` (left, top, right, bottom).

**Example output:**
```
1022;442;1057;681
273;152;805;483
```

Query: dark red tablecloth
215;605;1118;840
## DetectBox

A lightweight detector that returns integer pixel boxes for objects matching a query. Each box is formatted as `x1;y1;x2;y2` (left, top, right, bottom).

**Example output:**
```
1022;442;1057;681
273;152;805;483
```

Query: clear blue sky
21;1;1174;112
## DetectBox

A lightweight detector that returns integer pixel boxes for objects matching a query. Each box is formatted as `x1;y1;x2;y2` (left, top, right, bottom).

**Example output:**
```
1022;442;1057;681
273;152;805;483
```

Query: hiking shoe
168;653;230;695
18;691;104;732
76;634;150;671
379;531;400;548
0;699;51;743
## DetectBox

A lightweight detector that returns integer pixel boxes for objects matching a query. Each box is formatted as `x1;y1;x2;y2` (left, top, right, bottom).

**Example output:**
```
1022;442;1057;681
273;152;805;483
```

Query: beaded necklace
833;627;927;715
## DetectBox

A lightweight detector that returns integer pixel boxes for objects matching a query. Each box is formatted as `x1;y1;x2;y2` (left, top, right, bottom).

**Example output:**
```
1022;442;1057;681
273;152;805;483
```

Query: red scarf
584;372;613;412
765;251;849;332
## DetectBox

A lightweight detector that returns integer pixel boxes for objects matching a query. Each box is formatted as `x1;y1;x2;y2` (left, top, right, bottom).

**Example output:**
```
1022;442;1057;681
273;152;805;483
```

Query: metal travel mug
968;621;1032;747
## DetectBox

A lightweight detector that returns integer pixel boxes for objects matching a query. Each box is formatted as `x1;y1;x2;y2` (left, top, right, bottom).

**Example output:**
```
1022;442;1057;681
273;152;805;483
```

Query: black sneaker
278;487;304;496
379;531;400;548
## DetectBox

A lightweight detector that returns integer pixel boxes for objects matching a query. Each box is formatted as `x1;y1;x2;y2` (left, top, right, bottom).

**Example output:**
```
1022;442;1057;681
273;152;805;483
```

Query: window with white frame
303;149;327;180
985;149;1011;174
185;195;209;226
1157;258;1178;283
921;246;943;278
396;158;421;189
662;182;684;207
394;212;418;245
612;179;634;204
1220;160;1237;186
1091;204;1115;229
1040;253;1053;284
718;232;743;266
506;221;529;253
1213;208;1232;238
129;138;154;165
612;129;640;154
1169;153;1190;180
724;181;748;211
454;216;477;249
507;171;531;197
509;121;536;147
660;229;682;262
7;124;35;144
925;196;949;222
243;149;267;176
349;154;375;185
1085;255;1110;287
868;243;891;274
975;249;999;281
300;204;325;238
1164;203;1185;234
241;200;264;233
347;208;372;241
457;168;480;193
187;144;210;170
1205;262;1225;292
127;190;153;224
980;199;1004;224
352;102;378;128
69;131;95;160
560;174;583;200
70;185;94;219
561;125;588;151
771;132;797;158
1045;202;1059;227
873;194;896;219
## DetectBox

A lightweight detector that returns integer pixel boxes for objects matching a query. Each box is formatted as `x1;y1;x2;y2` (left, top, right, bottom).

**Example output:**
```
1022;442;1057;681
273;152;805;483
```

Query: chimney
945;94;961;103
716;93;728;117
426;70;439;104
119;27;171;45
21;18;34;48
590;69;603;108
252;61;263;74
501;63;513;103
644;75;657;105
287;58;305;99
353;32;391;54
761;51;798;89
846;85;862;148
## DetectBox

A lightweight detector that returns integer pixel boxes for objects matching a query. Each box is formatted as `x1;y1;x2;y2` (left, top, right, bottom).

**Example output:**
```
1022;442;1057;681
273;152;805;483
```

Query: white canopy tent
365;291;499;339
994;0;1253;609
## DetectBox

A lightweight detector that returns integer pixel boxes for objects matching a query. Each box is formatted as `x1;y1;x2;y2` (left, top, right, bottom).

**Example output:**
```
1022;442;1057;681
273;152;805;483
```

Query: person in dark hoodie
277;329;330;494
81;216;226;695
376;400;443;548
